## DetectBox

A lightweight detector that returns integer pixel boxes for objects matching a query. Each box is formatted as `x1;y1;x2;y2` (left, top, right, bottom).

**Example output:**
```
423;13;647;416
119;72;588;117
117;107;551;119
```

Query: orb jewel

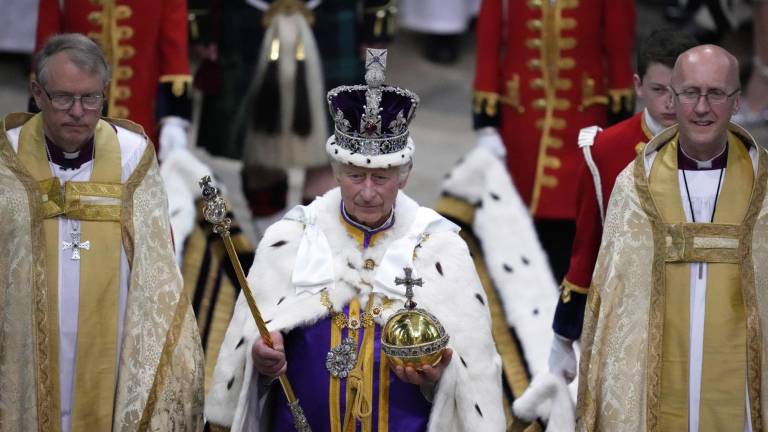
381;267;449;368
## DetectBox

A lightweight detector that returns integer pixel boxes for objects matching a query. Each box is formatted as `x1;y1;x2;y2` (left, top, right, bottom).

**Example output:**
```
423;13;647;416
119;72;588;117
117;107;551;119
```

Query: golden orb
381;268;449;368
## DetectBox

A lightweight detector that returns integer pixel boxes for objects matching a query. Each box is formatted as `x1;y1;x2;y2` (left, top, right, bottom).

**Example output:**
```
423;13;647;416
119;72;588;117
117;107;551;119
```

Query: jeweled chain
320;291;384;333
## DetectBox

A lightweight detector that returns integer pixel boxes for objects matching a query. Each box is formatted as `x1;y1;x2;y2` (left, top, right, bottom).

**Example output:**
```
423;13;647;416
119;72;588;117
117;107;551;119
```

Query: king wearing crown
205;49;505;431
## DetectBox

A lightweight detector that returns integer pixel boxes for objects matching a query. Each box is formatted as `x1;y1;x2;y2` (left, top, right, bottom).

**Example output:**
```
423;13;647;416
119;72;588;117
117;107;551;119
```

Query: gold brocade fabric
0;113;204;432
577;124;768;432
18;113;123;431
649;134;751;431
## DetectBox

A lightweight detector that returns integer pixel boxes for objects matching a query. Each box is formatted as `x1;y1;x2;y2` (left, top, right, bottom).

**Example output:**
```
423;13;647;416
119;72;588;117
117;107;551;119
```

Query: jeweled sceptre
199;175;310;432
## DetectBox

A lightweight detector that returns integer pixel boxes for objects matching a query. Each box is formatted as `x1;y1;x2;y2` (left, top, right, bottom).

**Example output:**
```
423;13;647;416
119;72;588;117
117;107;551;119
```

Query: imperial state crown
326;48;420;169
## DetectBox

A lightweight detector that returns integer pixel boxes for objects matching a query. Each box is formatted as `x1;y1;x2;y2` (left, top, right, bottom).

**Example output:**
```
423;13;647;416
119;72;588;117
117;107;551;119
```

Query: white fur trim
512;372;575;431
578;125;605;224
441;146;559;379
373;207;459;300
160;148;214;262
205;188;505;431
326;135;415;168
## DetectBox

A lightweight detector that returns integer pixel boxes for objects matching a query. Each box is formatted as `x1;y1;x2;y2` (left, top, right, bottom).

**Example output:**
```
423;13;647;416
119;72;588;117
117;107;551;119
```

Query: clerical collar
45;135;95;170
340;201;395;249
643;108;665;136
678;140;727;171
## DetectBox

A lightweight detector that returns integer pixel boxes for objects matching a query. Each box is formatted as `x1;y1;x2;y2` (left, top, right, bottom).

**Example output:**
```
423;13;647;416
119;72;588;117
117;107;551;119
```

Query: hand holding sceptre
198;175;310;432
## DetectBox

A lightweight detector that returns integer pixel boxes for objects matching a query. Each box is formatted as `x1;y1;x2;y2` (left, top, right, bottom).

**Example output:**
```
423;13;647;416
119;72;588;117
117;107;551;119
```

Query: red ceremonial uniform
553;112;653;340
36;0;192;142
473;0;635;220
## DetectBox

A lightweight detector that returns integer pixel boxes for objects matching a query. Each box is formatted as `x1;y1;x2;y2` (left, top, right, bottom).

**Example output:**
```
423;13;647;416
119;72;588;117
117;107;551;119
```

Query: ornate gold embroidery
472;91;500;117
121;135;156;268
528;0;566;214
500;75;524;113
1;116;62;432
632;126;766;431
608;88;635;114
576;286;601;431
159;74;193;98
633;143;668;432
137;290;193;431
560;279;589;303
662;223;743;263
37;177;64;218
578;73;608;111
740;148;767;429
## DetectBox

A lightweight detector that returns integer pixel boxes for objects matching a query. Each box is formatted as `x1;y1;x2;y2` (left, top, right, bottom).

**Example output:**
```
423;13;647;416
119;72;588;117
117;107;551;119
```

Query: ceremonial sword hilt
198;175;311;432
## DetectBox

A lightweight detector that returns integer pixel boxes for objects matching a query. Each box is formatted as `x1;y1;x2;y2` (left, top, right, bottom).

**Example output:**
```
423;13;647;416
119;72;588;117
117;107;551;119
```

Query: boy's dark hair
637;29;698;80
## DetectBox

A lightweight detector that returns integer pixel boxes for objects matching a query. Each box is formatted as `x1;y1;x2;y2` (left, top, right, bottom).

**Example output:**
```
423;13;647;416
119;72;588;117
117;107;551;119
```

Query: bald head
670;44;742;161
672;44;740;91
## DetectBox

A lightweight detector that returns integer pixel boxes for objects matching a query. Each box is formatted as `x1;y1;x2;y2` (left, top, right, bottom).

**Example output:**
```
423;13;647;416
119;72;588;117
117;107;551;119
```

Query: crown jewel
326;48;419;167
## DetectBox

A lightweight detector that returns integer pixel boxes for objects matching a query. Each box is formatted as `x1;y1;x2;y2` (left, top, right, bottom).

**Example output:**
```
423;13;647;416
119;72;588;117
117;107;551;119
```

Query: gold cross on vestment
62;231;90;260
395;267;422;309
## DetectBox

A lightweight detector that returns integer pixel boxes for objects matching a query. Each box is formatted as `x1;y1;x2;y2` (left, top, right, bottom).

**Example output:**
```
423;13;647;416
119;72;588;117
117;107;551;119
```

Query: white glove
475;127;507;159
158;116;190;163
513;372;576;431
548;334;577;383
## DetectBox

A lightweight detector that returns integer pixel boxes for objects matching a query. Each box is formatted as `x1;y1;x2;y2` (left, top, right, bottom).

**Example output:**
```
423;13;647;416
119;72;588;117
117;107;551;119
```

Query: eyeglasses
671;87;740;105
41;86;104;111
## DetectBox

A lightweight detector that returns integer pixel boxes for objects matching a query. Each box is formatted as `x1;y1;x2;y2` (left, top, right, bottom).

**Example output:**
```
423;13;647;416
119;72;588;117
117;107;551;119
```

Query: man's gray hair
35;33;110;87
330;159;413;182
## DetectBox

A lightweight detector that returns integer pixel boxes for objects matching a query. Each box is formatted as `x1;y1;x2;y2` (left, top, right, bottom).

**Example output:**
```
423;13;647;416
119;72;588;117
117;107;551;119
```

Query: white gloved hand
475;126;507;159
548;334;577;383
513;371;576;431
158;116;190;163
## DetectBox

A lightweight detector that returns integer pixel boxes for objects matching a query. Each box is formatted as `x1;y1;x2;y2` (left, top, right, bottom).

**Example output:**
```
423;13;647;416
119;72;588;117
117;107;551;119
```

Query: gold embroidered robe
577;123;768;431
0;113;204;432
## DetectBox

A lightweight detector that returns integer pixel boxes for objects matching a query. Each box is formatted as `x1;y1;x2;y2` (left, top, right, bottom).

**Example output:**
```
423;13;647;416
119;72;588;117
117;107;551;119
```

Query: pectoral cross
395;267;422;309
62;231;90;260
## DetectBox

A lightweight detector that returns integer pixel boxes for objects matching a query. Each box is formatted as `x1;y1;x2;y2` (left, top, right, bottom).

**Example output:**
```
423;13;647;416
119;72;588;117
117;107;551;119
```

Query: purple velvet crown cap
325;48;420;169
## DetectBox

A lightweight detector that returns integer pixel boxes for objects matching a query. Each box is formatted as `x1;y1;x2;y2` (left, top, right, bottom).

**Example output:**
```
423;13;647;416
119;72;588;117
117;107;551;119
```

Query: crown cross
365;49;387;74
395;267;422;310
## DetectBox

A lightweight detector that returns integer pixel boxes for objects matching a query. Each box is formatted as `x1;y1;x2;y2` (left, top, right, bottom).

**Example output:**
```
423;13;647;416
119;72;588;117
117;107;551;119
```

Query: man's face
337;165;407;227
30;52;105;152
672;56;740;150
634;63;677;128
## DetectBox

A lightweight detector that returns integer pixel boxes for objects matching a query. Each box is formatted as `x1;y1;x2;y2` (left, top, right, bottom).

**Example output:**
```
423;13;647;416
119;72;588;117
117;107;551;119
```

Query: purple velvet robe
271;204;432;431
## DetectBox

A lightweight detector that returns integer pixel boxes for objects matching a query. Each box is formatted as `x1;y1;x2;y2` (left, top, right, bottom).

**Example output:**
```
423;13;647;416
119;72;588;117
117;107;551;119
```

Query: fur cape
205;188;505;431
441;146;560;378
439;147;575;429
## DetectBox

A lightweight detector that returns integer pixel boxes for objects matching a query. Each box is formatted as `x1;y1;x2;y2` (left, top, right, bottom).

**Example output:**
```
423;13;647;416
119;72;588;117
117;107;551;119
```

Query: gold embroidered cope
577;124;767;432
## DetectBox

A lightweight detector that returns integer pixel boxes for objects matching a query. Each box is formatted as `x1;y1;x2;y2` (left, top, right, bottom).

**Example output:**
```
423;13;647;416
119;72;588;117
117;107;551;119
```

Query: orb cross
395;267;422;309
